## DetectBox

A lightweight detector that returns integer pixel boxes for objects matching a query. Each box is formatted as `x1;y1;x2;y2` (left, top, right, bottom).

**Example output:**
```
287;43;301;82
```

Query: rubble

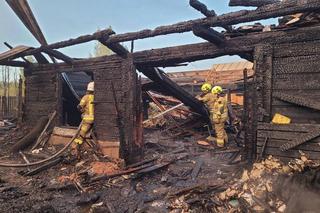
0;0;320;212
214;154;320;212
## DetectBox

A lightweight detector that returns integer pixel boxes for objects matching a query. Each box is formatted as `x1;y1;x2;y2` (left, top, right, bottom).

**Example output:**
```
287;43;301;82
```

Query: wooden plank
273;92;320;112
257;123;320;132
258;130;308;140
257;138;320;151
257;146;320;160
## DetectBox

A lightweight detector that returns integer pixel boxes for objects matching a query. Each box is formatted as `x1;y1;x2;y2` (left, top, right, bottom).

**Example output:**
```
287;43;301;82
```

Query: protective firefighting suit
198;92;217;122
212;95;228;147
74;93;94;145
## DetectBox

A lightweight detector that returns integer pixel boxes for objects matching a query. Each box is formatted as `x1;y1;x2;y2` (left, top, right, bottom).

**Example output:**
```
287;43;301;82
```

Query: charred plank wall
24;56;142;163
94;56;143;163
24;69;57;124
250;34;320;161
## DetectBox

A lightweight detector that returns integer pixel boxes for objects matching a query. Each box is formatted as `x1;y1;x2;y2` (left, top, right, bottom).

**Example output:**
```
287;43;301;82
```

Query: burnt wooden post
94;56;142;164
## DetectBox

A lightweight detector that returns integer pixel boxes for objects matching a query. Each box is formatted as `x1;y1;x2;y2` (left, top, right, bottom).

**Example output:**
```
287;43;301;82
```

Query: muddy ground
0;127;244;213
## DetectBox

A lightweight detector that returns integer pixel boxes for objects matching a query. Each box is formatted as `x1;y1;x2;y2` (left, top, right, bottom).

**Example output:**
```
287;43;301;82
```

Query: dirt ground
0;127;244;213
1;127;320;213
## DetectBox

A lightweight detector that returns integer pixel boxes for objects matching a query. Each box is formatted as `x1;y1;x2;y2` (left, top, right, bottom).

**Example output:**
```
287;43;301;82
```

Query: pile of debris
212;154;320;212
0;119;16;131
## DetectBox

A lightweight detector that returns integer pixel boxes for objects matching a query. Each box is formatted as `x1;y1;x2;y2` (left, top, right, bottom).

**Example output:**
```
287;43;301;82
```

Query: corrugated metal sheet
212;61;253;72
0;45;32;62
165;61;254;86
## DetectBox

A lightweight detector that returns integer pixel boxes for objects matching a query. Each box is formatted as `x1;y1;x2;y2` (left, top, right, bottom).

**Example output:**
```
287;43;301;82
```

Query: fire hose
0;122;82;168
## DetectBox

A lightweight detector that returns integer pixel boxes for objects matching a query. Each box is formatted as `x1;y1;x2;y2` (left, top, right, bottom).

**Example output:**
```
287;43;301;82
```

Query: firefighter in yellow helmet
198;83;217;110
74;81;94;145
198;83;218;141
212;86;228;147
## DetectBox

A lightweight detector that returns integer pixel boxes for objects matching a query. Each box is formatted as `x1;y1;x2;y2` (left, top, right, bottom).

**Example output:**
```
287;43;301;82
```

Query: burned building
1;0;320;164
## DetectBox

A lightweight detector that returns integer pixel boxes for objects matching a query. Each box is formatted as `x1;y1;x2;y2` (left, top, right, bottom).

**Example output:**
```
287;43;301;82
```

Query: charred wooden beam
21;29;114;57
273;92;320;111
189;0;232;32
6;0;47;45
192;25;226;46
21;25;320;69
137;66;209;118
0;60;29;68
33;52;49;64
41;48;74;64
189;0;216;17
4;42;31;64
16;0;320;58
102;0;320;44
229;0;280;7
99;39;128;58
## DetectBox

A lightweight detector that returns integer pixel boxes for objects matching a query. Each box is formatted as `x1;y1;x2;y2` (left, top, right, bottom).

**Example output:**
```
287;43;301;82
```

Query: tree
90;27;114;57
92;41;113;57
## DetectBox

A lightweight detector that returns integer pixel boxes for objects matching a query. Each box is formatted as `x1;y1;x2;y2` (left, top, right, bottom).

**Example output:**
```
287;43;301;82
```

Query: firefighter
74;81;94;145
211;86;228;147
198;83;217;109
198;83;217;141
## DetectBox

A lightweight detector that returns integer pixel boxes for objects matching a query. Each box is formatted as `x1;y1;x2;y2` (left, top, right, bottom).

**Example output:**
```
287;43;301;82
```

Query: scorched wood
15;0;320;57
229;0;280;7
189;0;216;17
42;48;74;64
103;0;320;44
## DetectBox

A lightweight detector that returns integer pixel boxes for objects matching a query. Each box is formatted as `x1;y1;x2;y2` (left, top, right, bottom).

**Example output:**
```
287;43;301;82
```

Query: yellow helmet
212;86;223;94
201;83;212;93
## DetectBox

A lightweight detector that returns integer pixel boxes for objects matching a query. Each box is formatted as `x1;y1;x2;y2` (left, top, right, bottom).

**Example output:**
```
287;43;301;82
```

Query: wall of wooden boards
24;55;143;163
250;34;320;161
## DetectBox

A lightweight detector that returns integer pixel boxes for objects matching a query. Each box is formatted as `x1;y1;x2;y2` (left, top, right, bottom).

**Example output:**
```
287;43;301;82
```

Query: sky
0;0;277;71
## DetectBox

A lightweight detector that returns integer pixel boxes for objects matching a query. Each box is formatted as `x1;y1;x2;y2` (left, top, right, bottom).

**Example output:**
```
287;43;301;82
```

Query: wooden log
23;157;63;176
102;0;320;44
189;0;216;17
22;28;114;56
141;68;209;118
99;39;128;58
42;48;74;64
21;25;320;70
11;116;49;152
33;52;49;64
132;25;320;67
229;0;280;7
31;111;57;150
0;60;29;67
16;0;320;57
192;25;226;46
4;42;31;64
